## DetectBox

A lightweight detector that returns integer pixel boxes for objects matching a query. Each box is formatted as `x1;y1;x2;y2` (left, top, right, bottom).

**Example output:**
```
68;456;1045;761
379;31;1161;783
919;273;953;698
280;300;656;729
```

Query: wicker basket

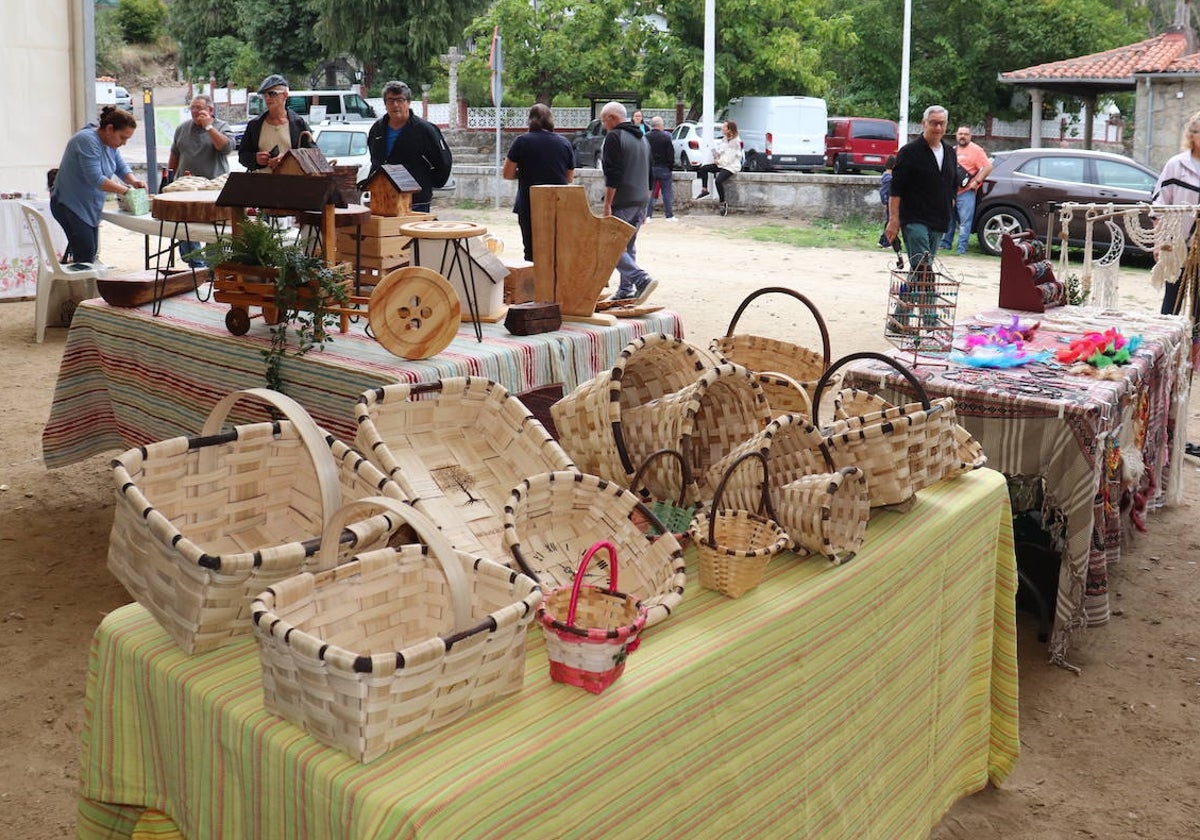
629;448;697;542
355;377;576;559
550;333;739;498
704;413;829;514
107;389;406;655
689;451;790;599
710;286;835;417
251;496;542;763
777;467;870;565
504;471;687;627
538;541;648;694
810;352;986;507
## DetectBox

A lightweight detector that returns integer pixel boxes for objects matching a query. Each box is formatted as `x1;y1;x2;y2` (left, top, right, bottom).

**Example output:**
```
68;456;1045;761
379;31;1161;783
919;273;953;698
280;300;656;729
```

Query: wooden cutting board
97;268;209;308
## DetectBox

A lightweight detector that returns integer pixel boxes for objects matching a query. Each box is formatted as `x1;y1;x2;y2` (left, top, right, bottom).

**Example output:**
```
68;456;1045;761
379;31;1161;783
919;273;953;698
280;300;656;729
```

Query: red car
825;117;899;174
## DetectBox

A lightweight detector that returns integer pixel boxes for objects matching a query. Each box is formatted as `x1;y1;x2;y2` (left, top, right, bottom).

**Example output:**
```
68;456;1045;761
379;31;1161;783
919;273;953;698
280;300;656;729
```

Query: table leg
446;239;483;342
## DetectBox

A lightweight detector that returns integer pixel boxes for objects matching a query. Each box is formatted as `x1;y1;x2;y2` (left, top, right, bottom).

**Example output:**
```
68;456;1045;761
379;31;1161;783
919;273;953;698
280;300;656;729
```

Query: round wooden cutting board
368;266;462;359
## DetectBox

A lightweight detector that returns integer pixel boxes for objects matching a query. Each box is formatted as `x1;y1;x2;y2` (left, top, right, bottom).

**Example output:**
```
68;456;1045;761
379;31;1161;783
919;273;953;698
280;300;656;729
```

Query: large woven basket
710;286;834;417
704;413;828;513
689;451;790;598
810;352;986;507
252;497;542;763
107;389;406;655
503;471;687;627
550;333;719;496
355;377;576;559
777;467;870;565
538;541;647;694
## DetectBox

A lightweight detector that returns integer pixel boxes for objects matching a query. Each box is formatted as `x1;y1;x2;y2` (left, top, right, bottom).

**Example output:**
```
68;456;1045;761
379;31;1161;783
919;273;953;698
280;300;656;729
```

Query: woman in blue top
502;104;575;261
50;106;145;262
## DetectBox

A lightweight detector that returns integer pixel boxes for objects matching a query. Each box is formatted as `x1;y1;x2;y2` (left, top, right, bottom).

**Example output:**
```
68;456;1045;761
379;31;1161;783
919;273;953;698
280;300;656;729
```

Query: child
878;154;897;248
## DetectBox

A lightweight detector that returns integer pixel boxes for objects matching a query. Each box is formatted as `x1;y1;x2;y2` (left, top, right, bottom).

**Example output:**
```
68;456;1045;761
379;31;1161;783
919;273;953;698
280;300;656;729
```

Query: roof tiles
1002;32;1190;83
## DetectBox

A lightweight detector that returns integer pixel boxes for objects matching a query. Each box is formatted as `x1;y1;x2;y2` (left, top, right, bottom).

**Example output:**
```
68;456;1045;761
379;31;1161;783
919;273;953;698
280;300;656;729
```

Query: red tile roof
1001;32;1190;84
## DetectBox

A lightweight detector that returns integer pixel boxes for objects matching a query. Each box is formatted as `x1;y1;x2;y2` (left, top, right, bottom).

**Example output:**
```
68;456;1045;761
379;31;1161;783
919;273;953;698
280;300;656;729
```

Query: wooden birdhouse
275;147;334;178
366;164;421;217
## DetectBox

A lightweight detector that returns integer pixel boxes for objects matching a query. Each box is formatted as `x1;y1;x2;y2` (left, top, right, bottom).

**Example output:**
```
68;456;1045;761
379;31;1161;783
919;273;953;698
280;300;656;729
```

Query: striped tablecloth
77;469;1018;840
844;306;1191;669
41;292;682;468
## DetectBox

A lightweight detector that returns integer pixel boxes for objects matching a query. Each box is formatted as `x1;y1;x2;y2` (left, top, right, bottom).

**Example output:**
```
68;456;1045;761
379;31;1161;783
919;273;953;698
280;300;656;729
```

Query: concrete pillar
1083;95;1095;149
1030;88;1044;148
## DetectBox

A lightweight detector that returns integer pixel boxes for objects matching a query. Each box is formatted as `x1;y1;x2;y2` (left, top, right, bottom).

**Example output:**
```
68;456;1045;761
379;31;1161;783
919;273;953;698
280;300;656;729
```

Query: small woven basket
107;388;406;655
355;377;576;559
689;451;790;599
710;286;835;416
252;497;542;763
538;541;648;694
777;467;870;565
504;471;687;627
629;448;697;542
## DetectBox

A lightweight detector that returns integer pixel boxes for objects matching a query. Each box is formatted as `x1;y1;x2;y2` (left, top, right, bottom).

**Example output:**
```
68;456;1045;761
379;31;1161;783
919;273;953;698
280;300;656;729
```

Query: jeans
901;222;943;266
647;165;674;218
50;196;98;263
611;204;650;297
940;190;977;253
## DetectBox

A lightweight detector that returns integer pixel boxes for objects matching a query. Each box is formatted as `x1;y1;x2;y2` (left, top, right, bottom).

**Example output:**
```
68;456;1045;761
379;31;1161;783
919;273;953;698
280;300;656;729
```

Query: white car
670;121;723;170
312;125;372;183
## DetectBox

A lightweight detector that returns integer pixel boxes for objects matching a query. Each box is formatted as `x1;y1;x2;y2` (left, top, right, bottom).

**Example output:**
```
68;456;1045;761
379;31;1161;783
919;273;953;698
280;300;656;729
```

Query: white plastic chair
20;203;106;343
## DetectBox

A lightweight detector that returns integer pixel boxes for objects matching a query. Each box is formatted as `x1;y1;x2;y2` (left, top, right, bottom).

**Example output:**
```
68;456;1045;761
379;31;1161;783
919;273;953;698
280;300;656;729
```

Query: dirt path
1;204;1197;838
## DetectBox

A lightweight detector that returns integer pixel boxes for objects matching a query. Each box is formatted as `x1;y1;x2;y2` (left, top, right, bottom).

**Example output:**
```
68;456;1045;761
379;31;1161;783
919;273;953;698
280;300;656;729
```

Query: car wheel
744;153;762;173
978;206;1032;256
680;152;691;171
833;155;847;175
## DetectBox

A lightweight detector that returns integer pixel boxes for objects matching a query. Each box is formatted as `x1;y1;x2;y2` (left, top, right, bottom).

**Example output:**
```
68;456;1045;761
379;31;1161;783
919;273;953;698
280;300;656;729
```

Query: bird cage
884;252;958;366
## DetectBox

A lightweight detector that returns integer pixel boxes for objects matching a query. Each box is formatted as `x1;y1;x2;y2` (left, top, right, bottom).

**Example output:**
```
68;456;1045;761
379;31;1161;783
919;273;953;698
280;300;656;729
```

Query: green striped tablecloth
41;293;681;469
78;468;1019;840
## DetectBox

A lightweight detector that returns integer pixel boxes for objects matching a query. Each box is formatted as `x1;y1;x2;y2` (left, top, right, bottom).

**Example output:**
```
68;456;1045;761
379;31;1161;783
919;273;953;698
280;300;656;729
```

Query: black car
974;147;1157;256
572;119;607;168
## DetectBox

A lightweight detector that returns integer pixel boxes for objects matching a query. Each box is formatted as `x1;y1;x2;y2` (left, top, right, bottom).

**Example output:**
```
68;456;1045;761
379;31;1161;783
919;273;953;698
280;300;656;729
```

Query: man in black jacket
366;80;453;212
644;116;676;221
884;105;957;266
600;101;654;300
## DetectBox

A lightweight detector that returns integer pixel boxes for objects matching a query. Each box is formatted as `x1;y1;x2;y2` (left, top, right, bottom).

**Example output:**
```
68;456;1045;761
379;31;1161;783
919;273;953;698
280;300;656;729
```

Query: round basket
538;541;648;694
688;451;790;599
504;471;687;627
777;467;870;565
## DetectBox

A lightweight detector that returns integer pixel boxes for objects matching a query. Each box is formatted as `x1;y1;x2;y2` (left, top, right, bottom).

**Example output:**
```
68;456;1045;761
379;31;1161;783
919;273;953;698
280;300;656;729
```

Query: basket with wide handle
537;540;648;694
710;286;835;417
777;466;870;565
688;451;790;598
811;352;986;508
107;387;406;655
628;448;698;541
252;496;542;762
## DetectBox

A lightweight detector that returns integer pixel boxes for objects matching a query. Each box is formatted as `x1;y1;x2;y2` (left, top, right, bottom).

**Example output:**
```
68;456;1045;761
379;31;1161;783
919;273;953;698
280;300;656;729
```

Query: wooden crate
502;258;535;304
336;232;412;261
359;212;434;237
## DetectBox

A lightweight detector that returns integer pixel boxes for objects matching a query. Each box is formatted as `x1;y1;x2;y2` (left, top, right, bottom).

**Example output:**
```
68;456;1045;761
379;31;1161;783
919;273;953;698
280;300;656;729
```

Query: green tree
116;0;167;44
166;0;240;75
463;0;654;106
236;0;324;84
94;9;125;76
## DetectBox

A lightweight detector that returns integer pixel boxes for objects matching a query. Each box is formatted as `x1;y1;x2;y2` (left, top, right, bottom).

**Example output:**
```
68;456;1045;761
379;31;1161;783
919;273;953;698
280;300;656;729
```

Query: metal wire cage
884;252;959;364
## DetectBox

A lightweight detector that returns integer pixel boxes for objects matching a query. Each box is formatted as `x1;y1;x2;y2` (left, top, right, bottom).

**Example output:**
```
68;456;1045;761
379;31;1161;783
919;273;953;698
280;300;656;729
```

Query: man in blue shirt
365;80;453;213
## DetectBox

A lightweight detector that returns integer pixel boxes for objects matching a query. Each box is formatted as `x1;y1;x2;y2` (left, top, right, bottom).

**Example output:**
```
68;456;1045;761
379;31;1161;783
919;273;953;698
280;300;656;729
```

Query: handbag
956;163;972;189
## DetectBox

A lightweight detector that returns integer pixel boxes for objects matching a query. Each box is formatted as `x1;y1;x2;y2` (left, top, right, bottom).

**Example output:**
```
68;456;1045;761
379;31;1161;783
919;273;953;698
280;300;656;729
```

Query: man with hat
237;74;314;172
365;80;453;213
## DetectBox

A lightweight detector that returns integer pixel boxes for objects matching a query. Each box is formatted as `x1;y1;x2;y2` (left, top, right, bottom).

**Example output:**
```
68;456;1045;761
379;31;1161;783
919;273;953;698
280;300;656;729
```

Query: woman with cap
50;105;146;263
237;74;314;172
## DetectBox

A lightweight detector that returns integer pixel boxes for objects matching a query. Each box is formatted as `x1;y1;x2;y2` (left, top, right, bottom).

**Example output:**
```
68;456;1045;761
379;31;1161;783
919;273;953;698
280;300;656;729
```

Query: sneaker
696;189;710;199
609;287;636;301
956;250;967;256
633;275;652;297
664;217;678;222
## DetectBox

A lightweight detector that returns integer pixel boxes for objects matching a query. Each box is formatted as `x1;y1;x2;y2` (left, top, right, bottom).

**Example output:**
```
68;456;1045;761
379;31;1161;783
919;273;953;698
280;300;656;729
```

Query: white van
246;89;377;124
722;96;828;172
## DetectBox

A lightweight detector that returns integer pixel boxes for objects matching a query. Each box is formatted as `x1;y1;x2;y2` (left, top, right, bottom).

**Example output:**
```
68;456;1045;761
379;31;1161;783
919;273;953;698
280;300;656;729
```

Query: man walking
600;101;654;300
645;116;676;221
940;125;992;255
884;105;958;266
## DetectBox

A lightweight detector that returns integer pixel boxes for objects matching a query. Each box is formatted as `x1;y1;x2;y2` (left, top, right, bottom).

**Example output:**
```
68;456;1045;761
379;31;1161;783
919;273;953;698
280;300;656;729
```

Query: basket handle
811;352;930;417
757;370;814;416
199;388;341;529
312;495;471;629
567;541;618;626
722;286;832;368
707;450;778;547
629;448;688;507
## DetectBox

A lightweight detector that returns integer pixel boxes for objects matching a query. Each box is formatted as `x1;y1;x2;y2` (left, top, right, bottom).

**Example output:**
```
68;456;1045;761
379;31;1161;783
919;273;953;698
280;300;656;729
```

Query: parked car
722;96;826;171
974;148;1157;257
825;116;898;174
115;86;133;114
671;121;723;170
572;119;607;168
312;125;371;183
233;89;376;150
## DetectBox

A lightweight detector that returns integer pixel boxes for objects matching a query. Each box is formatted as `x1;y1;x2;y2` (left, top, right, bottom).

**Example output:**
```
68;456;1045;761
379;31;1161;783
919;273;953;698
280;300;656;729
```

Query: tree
236;0;324;84
116;0;167;44
165;0;240;75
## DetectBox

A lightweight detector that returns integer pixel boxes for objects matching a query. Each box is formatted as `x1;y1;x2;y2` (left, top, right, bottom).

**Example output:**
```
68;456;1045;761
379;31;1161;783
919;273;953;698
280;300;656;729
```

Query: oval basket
777;467;870;565
107;388;407;655
504;471;687;627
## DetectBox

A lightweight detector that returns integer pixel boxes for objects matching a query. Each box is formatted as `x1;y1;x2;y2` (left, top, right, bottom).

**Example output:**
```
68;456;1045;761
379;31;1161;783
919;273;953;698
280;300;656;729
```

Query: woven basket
251;496;542;763
107;389;406;655
355;377;576;559
811;352;986;507
550;333;725;495
538;541;648;694
777;467;870;565
504;471;687;627
629;448;697;542
704;413;829;514
689;451;790;598
711;286;835;417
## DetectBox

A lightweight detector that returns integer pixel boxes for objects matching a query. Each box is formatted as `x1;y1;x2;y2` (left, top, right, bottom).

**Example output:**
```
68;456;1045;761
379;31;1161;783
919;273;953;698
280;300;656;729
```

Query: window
1095;159;1156;192
1019;156;1086;184
851;121;895;141
316;132;350;157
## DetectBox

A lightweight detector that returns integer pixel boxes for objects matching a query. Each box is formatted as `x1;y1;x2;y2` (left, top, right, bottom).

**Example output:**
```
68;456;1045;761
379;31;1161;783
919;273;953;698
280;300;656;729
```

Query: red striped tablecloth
42;292;682;469
78;468;1018;840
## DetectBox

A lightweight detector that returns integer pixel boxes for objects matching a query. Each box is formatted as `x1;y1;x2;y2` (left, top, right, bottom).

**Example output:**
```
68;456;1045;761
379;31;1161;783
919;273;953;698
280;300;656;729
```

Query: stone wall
447;165;885;220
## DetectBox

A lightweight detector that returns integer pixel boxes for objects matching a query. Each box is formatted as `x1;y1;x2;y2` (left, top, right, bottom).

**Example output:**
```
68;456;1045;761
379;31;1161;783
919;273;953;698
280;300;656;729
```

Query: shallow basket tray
355;377;575;559
504;471;687;627
252;497;542;764
107;389;407;655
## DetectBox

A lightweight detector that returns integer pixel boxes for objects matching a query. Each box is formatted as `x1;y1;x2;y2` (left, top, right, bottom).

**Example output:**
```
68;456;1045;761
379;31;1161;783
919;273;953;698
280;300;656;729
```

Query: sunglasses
264;90;287;98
